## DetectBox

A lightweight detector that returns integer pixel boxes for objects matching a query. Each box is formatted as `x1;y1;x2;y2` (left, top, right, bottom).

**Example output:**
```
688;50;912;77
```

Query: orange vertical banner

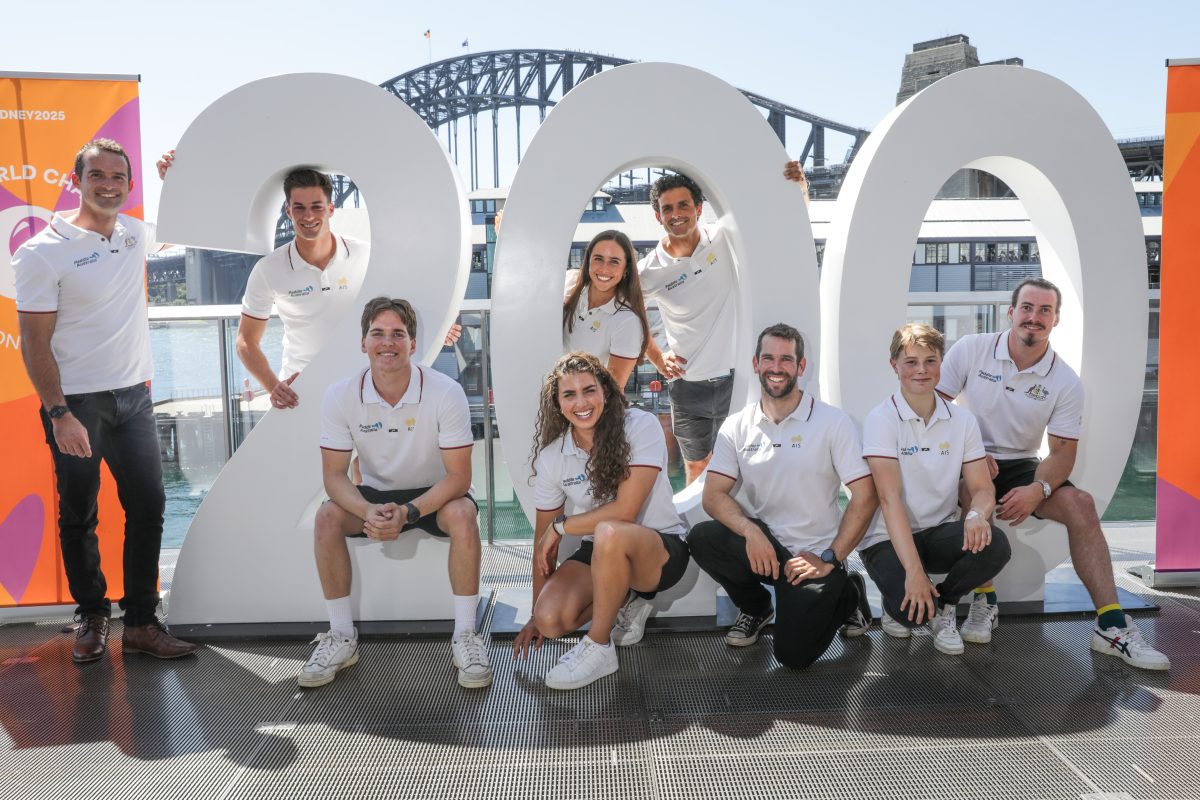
1;72;143;606
1157;60;1200;570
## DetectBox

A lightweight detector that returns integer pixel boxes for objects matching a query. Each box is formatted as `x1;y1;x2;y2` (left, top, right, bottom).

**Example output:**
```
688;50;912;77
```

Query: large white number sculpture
490;62;816;615
159;74;471;625
821;66;1146;601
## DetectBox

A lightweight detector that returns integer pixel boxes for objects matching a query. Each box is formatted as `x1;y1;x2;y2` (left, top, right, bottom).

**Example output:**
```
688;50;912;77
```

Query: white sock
326;596;355;639
453;594;479;638
586;634;614;649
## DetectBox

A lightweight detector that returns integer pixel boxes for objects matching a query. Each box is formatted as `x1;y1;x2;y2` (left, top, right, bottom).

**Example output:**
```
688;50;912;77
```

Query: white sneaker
960;594;999;644
1092;615;1170;671
930;605;964;655
298;628;358;687
450;630;493;688
880;610;912;639
545;635;619;690
612;595;654;646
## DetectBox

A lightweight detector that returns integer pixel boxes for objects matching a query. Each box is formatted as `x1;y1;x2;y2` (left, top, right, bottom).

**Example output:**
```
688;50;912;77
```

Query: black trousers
39;384;165;626
688;518;859;670
860;519;1011;629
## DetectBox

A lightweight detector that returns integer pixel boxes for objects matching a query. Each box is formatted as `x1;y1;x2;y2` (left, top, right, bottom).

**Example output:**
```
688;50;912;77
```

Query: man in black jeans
13;138;196;663
688;323;879;669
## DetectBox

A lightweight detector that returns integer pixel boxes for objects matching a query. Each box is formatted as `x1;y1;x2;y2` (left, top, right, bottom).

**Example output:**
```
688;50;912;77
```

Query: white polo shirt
320;365;474;494
708;393;878;554
563;283;645;363
532;407;686;540
13;213;153;395
242;235;368;378
863;392;986;533
637;225;736;382
936;332;1084;460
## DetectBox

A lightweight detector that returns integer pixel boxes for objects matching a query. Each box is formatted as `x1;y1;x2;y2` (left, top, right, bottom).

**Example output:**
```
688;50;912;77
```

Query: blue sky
5;0;1197;215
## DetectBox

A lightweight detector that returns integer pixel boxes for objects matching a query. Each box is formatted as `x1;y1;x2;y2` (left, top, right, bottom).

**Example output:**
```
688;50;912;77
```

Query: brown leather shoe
121;620;199;659
72;614;109;663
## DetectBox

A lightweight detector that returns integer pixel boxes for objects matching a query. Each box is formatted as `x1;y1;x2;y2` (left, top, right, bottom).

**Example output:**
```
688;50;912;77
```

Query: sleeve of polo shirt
436;381;475;449
1047;377;1084;442
706;416;741;482
935;336;970;398
961;410;987;463
318;383;354;451
532;447;567;512
240;258;274;320
12;246;59;313
628;411;667;471
608;309;645;360
861;404;898;459
831;413;872;484
635;252;660;299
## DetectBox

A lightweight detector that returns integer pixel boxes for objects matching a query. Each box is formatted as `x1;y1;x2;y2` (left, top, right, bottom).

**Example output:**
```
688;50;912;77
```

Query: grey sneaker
930;605;964;655
881;610;912;639
298;629;358;688
960;593;999;644
450;630;493;688
841;572;872;638
612;594;655;646
725;609;774;647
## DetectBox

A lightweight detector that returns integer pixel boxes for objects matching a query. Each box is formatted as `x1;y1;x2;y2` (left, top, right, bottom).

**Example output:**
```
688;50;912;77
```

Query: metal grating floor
1;528;1197;800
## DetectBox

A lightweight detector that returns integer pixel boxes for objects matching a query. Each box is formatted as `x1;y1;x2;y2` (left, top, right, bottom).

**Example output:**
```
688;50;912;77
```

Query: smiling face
361;310;416;373
753;334;804;400
1008;285;1060;348
892;343;941;396
72;149;131;219
286;186;334;243
653;186;701;242
556;370;605;434
586;239;627;299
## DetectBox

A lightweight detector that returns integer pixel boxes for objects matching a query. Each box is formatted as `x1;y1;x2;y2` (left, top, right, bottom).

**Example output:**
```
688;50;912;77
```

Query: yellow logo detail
405;418;416;427
791;434;803;443
706;252;717;265
938;441;950;451
338;276;349;287
591;320;602;331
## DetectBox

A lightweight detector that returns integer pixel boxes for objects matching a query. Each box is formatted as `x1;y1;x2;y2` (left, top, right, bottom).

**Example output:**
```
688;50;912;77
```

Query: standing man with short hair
688;323;879;669
937;278;1169;669
14;139;198;663
235;168;368;410
639;167;809;485
301;297;491;689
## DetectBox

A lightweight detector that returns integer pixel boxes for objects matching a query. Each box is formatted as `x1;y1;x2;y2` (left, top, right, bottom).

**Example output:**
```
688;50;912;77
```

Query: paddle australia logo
1025;384;1051;402
563;472;588;489
665;272;688;291
899;445;930;456
73;251;100;268
358;421;384;433
287;285;315;298
741;442;766;455
976;369;1002;383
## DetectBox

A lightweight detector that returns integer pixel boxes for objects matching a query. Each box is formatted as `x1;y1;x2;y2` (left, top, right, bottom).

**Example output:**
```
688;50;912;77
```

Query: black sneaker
841;571;872;638
725;609;774;647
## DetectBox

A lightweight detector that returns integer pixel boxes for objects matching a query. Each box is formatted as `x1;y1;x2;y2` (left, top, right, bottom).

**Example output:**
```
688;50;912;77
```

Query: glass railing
148;293;1159;547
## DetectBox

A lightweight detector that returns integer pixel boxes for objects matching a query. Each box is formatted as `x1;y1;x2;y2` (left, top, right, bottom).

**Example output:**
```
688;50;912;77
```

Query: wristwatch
552;513;568;536
1036;479;1052;500
47;404;70;420
819;548;843;571
403;502;421;524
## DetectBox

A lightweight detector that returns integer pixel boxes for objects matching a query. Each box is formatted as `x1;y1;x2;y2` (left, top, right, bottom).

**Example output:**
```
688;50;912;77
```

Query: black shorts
992;458;1073;520
667;371;735;462
348;485;478;538
565;531;691;595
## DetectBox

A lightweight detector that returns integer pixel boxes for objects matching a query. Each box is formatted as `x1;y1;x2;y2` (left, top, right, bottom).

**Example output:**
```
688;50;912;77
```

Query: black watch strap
820;548;843;570
403;502;420;524
47;404;70;420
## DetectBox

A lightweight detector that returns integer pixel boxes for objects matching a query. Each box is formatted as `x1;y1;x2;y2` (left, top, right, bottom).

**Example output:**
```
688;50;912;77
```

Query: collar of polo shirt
891;391;953;424
753;391;814;426
994;331;1058;376
359;366;424;407
654;225;713;265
